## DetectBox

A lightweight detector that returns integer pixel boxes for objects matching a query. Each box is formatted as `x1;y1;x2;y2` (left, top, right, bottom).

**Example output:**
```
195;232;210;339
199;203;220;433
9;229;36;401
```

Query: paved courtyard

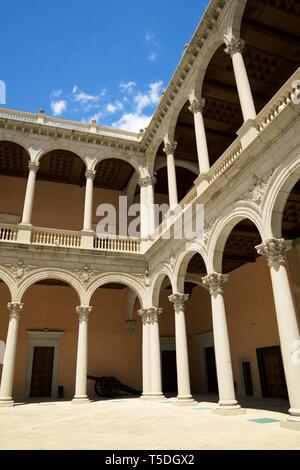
0;397;299;450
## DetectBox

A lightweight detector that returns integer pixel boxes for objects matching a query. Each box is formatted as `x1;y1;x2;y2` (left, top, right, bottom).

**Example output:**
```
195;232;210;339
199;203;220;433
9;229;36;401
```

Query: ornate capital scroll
256;238;292;270
202;273;228;297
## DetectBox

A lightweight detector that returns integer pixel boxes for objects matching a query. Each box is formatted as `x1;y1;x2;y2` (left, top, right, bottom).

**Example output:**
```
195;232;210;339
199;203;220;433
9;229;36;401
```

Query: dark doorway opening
256;346;288;399
242;360;254;396
162;350;177;394
205;346;218;393
30;346;54;398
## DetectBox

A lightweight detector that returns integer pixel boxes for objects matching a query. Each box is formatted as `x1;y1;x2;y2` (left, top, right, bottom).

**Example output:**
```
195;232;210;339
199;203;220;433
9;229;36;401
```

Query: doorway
162;350;177;393
30;346;54;397
205;346;218;393
256;346;288;399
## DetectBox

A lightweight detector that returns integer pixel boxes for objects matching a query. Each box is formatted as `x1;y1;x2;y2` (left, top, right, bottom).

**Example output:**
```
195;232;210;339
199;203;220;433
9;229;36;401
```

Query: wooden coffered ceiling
0;143;134;191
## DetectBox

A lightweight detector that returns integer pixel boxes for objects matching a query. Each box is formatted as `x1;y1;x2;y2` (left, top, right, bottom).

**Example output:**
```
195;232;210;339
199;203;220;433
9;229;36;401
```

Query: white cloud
106;101;124;114
51;100;67;116
145;33;159;47
134;80;163;113
50;89;63;98
112;113;152;132
120;81;137;93
148;52;158;62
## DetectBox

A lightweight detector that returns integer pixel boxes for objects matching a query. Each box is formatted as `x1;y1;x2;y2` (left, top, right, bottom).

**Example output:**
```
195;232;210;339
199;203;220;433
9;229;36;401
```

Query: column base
281;418;300;431
139;393;165;401
71;396;90;404
213;402;245;415
174;396;198;407
0;398;14;407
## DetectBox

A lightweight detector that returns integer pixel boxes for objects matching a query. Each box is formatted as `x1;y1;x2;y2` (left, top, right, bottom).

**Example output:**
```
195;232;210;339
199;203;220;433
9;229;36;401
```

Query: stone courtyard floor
0;396;300;450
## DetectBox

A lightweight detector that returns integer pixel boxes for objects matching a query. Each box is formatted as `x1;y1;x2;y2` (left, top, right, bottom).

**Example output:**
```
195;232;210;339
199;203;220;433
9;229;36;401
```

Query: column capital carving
138;307;162;324
28;161;40;173
76;306;92;322
138;176;157;188
188;97;205;114
255;238;292;270
224;37;245;57
163;141;177;157
7;302;23;320
85;169;96;180
202;273;228;297
168;293;189;311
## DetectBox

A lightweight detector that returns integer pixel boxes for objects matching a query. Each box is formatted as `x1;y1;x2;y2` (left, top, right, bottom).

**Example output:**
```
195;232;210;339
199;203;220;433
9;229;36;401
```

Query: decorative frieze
5;261;38;281
240;173;274;208
74;266;100;285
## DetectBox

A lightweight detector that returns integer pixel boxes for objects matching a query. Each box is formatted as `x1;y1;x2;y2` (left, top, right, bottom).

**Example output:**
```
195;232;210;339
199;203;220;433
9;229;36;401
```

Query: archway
0;141;30;225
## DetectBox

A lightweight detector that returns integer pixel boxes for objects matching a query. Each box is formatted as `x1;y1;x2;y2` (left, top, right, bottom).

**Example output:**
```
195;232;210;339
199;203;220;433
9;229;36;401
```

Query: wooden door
257;346;288;399
30;346;55;398
205;346;218;393
162;350;177;393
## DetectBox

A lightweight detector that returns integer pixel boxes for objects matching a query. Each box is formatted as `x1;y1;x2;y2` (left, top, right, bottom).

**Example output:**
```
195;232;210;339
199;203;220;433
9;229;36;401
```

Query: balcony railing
0;224;18;242
32;227;82;248
94;235;141;253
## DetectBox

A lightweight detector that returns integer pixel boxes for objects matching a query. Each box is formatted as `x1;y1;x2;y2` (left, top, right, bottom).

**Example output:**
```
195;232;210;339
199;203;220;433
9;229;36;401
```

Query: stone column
138;309;152;398
81;169;96;249
72;306;92;403
169;294;195;405
139;176;156;237
0;303;23;407
256;239;300;429
163;142;178;209
225;37;256;122
21;161;40;225
202;274;243;414
148;307;164;398
188;97;210;174
83;170;96;231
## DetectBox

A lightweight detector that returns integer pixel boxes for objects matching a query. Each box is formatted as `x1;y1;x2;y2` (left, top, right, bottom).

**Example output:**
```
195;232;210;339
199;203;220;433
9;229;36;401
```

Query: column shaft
188;98;210;174
83;171;95;231
0;303;23;406
139;309;151;396
163;142;178;209
21;162;39;225
73;306;91;402
149;309;163;396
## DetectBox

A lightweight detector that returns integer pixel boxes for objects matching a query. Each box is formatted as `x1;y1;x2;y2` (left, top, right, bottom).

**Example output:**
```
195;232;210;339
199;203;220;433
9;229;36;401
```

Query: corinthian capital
85;169;96;180
224;37;245;57
138;176;157;188
76;306;92;322
188;97;205;114
202;273;228;297
255;238;292;270
138;308;150;324
163;141;177;156
8;302;23;320
168;293;189;312
28;161;40;173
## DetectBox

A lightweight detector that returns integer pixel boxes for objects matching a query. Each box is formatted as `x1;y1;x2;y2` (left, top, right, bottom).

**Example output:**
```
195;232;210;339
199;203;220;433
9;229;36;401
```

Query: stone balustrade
31;227;82;248
94;235;141;253
0;224;18;242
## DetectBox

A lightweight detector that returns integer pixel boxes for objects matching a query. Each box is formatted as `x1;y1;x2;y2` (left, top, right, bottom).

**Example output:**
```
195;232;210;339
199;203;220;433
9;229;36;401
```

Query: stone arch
263;154;300;239
0;137;32;160
86;273;147;308
173;242;208;293
0;268;18;301
92;154;144;178
155;158;198;176
150;267;175;308
208;204;265;273
36;143;87;166
17;268;85;305
164;94;192;146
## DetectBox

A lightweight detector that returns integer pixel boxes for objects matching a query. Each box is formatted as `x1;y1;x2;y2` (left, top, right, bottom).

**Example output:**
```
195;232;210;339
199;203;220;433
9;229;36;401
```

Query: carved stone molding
138;176;157;187
202;273;228;297
85;169;96;180
8;302;23;320
224;37;245;57
168;293;189;311
255;238;292;270
5;261;38;281
76;305;92;322
28;161;40;173
188;97;205;114
133;271;150;287
163;142;177;156
74;266;100;285
240;172;274;208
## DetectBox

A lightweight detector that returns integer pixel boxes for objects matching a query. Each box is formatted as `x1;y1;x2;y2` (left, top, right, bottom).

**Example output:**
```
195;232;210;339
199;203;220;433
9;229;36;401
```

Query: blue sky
0;0;208;131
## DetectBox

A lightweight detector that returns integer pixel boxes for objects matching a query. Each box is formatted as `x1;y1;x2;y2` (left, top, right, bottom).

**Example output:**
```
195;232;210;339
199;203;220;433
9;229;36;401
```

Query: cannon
87;375;141;398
